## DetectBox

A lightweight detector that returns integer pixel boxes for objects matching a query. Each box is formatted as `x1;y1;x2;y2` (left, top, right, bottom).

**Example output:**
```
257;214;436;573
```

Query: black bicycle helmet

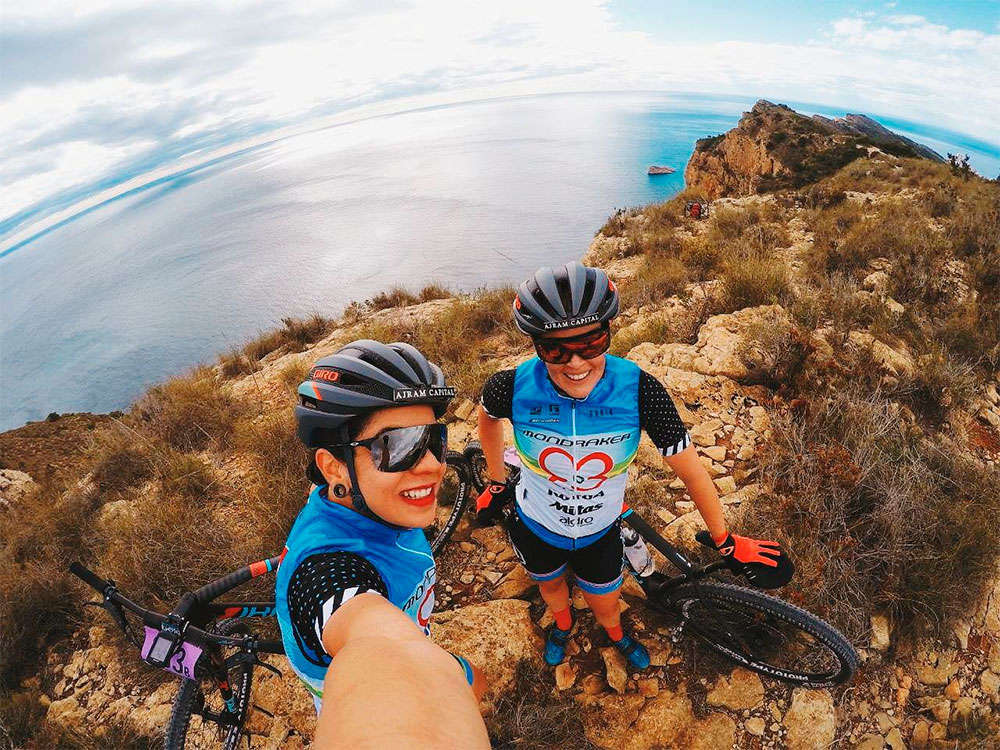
295;340;455;520
513;261;619;336
296;339;454;447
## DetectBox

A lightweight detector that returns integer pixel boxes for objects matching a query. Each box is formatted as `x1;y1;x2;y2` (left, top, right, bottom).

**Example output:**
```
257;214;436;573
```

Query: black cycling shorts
506;512;624;595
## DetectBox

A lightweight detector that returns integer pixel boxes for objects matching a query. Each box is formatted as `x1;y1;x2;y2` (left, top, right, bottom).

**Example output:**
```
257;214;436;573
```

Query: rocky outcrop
812;113;943;162
0;468;37;509
685;100;938;199
627;304;793;383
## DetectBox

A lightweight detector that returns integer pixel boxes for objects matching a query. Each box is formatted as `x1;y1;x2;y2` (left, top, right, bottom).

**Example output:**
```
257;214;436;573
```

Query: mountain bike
423;450;474;553
461;443;858;688
70;558;285;749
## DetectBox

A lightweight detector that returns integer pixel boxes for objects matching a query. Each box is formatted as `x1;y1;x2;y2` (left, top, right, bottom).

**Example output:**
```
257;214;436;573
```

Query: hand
695;530;794;589
475;480;514;526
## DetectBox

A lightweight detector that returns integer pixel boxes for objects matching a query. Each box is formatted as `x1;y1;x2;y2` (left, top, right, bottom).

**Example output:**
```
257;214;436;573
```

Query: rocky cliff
685;100;943;199
3;104;999;749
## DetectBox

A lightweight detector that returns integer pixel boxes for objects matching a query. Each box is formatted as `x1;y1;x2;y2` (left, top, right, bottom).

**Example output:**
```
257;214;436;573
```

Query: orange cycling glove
696;530;794;589
475;481;515;525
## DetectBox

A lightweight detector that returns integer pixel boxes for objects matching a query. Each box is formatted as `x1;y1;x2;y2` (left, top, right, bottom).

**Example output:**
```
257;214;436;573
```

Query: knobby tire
164;619;253;750
664;580;858;687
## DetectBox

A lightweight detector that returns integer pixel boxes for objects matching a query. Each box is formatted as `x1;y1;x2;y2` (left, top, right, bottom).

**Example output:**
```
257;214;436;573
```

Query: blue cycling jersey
511;355;643;549
275;486;436;705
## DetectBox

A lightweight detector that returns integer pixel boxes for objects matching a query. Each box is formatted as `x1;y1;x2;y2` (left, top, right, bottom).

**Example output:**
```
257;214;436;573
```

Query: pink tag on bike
140;626;203;679
503;446;521;468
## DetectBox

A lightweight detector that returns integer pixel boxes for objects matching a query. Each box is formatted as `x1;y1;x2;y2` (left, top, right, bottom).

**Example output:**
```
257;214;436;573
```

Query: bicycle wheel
165;620;254;750
463;441;488;493
664;580;858;688
423;451;471;554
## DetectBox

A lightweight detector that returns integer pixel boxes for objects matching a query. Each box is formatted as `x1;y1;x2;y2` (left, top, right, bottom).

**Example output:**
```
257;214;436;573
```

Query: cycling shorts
507;510;624;594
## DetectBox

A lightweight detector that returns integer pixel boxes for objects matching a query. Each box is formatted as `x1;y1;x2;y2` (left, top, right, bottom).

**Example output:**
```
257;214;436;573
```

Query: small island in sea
647;165;675;175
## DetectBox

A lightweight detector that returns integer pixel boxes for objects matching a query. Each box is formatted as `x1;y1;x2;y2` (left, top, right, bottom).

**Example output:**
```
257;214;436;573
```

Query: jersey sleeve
480;369;515;420
285;551;389;667
638;370;691;457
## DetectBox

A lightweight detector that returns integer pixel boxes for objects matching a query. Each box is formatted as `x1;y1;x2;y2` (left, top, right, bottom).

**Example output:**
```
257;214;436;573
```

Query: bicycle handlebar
171;553;284;619
69;562;284;655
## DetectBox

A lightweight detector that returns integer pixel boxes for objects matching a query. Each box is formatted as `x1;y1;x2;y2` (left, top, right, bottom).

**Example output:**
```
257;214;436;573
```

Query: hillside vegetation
2;102;999;749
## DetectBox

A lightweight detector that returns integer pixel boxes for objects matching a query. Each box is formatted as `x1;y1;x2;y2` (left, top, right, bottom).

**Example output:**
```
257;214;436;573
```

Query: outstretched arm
317;593;490;749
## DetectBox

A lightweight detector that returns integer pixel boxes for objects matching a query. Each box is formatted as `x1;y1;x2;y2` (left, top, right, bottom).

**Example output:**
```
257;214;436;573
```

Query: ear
315;448;351;488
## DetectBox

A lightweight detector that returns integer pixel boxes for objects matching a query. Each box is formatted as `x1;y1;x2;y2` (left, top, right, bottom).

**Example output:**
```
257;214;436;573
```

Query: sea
2;92;997;431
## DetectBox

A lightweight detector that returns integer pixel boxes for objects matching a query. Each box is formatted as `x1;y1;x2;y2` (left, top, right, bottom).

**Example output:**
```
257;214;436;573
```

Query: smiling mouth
565;370;590;382
400;485;436;506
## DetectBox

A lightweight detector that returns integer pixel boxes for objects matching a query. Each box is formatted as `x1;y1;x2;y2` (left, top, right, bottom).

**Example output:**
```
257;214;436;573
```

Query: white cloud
2;1;998;231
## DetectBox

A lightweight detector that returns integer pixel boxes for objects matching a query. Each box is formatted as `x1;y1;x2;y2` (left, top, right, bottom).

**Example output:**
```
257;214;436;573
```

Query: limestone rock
601;647;628;694
915;651;959;686
847;331;915;376
630;306;793;382
783;688;835;750
980;668;1000;704
706;667;764;710
431;599;543;696
492;566;535;599
870;613;892;652
745;716;766;736
0;468;38;509
554;662;577;691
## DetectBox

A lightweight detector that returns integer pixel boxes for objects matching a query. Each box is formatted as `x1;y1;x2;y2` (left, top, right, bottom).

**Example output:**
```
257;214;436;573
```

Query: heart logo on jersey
538;447;613;491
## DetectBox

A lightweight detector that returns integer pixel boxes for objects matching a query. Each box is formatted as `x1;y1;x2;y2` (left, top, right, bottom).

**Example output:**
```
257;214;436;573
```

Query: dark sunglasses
335;423;448;473
533;324;611;364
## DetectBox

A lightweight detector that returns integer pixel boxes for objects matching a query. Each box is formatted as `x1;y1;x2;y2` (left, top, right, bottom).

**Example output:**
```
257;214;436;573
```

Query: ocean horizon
2;91;997;431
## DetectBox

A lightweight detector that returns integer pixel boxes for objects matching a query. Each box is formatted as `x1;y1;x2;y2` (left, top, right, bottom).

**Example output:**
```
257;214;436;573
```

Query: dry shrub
0;562;79;687
0;475;102;684
707;204;787;252
743;388;1000;642
367;286;421;311
720;250;789;311
132;367;241;451
609;317;676;357
278;358;312;391
680;235;724;279
232;411;311;555
596;207;637;237
220;314;335;377
156;450;220;500
893;348;977;424
418;283;452;302
488;660;595;749
620;257;689;310
94;488;243;607
0;688;157;749
90;429;152;494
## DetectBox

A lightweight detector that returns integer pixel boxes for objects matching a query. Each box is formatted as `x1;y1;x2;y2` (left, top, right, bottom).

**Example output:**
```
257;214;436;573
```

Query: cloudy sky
2;0;998;236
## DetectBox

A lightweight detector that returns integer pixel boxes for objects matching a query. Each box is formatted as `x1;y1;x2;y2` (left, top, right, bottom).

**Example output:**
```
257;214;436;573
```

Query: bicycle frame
621;508;728;590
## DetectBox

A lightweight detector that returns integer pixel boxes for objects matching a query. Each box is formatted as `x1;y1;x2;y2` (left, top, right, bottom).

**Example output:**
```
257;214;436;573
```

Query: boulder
847;331;915;377
601;647;629;694
431;599;543;696
870;614;892;652
629;306;793;382
0;469;38;509
783;688;835;750
706;667;764;710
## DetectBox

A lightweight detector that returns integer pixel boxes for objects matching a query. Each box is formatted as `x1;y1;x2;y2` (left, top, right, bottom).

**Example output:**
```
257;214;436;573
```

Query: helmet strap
339;426;408;531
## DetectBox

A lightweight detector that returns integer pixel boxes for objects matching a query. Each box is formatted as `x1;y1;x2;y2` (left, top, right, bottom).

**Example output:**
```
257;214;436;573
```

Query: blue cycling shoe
613;634;650;670
544;627;572;666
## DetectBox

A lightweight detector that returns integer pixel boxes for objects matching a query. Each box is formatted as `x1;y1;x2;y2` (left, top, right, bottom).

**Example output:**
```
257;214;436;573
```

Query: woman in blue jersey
276;339;489;748
476;262;792;670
